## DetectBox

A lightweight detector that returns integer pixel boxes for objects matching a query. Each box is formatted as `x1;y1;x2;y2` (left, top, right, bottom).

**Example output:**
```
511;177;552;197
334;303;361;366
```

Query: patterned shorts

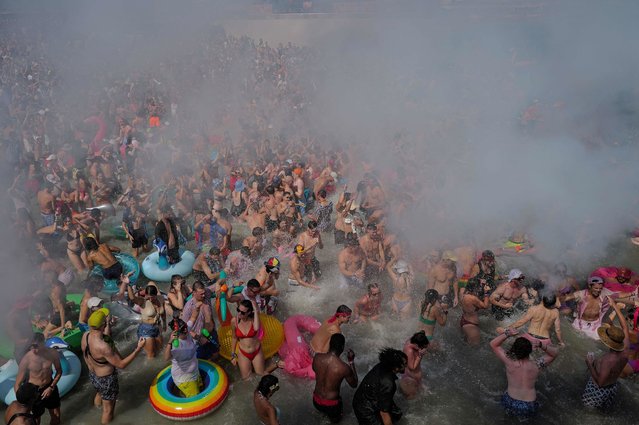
89;371;119;401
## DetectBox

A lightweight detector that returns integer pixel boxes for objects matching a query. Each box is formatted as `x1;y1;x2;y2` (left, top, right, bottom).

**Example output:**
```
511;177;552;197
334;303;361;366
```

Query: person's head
252;227;264;238
307;220;318;235
264;257;280;276
424;289;439;305
237;299;255;320
379;347;408;374
554;262;568;277
318;189;327;200
616;267;632;284
88;308;110;330
171;274;186;290
598;325;625;352
328;333;346;355
410;330;430;350
542;294;557;309
90;208;101;220
345;233;359;247
366;223;377;235
257;374;279;397
367;283;381;298
508;269;525;285
15;382;39;407
146;283;159;297
87;296;103;311
208;247;221;258
246;279;261;297
480;250;495;264
192;281;206;301
83;236;99;252
28;332;45;352
240;246;251;258
508;337;533;360
587;276;605;297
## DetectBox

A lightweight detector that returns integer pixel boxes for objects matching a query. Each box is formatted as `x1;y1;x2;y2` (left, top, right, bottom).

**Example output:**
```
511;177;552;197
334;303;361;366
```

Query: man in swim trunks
297;220;323;279
338;233;366;287
562;276;614;339
490;269;530;321
490;329;559;419
288;244;320;290
181;281;219;360
358;223;385;279
84;236;122;281
81;308;145;424
37;183;56;227
5;382;39;425
14;333;63;425
501;294;565;347
582;299;628;411
192;247;224;285
427;252;458;308
312;334;358;423
353;283;383;323
310;305;352;355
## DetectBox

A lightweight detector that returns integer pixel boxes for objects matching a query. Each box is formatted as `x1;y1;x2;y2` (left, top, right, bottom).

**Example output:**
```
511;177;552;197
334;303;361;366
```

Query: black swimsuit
83;333;109;365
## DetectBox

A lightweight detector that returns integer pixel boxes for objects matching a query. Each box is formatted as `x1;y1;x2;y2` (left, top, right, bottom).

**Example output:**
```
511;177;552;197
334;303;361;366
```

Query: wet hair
146;285;158;296
239;299;255;318
336;305;352;315
169;317;188;334
366;223;377;231
246;279;261;290
252;227;264;237
328;333;346;355
345;233;359;246
192;281;206;291
83;236;99;252
170;274;185;287
307;220;318;230
15;382;39;406
90;208;101;219
367;283;380;293
318;189;327;199
464;280;482;297
508;337;533;360
219;208;231;218
257;374;279;397
530;279;545;292
378;347;407;370
240;246;251;257
265;185;275;195
208;247;221;256
421;289;439;315
542;294;557;309
31;332;45;346
410;331;430;349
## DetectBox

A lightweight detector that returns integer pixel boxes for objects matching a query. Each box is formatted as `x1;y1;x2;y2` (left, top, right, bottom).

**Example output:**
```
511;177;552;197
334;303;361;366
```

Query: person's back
526;304;558;338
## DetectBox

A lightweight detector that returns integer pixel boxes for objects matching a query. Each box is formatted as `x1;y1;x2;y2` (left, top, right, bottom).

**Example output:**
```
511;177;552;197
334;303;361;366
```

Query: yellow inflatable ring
218;314;284;360
149;360;228;421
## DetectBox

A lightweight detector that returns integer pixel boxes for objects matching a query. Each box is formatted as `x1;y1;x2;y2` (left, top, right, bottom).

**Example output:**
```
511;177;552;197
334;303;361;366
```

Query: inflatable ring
149;360;228;421
218;314;284;361
142;250;196;282
91;253;140;294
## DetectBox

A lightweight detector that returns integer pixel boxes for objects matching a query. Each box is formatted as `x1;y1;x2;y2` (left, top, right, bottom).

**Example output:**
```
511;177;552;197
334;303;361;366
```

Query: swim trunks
501;391;539;418
582;377;618;410
89;371;119;401
102;262;123;280
176;375;203;398
32;384;60;417
491;305;514;321
313;393;343;422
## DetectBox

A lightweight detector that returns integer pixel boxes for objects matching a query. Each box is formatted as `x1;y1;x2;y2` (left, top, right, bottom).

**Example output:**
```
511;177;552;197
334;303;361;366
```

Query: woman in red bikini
231;299;265;379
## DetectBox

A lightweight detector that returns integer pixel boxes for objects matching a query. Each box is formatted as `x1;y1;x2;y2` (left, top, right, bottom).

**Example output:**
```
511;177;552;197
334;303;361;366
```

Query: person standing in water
399;331;429;399
490;269;529;321
418;289;448;342
499;294;565;347
254;374;280;425
352;348;407;425
490;329;559;419
353;283;383;323
460;281;491;346
4;382;39;425
310;305;352;355
312;334;358;423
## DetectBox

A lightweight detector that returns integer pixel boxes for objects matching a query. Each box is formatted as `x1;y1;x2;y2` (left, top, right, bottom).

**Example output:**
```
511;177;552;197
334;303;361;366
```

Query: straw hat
597;325;625;351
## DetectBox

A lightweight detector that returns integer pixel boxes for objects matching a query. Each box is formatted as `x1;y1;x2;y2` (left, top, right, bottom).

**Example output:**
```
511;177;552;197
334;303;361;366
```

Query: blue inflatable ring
142;250;196;282
91;253;140;294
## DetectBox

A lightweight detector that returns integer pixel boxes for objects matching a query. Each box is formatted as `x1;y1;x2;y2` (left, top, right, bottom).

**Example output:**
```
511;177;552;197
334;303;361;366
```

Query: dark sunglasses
237;308;250;314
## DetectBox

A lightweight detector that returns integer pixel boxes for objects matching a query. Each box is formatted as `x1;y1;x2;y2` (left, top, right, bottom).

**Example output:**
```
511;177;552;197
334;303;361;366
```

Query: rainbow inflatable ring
149;360;229;421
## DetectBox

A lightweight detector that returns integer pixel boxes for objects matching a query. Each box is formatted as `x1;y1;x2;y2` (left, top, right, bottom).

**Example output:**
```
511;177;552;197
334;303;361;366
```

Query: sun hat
597;325;625;351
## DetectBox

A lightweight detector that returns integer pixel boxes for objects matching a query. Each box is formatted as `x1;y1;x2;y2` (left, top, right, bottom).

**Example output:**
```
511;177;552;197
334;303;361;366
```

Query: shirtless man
263;186;280;233
4;382;38;424
37;184;56;227
427;253;458;308
490;329;559;418
582;298;628;410
297;220;323;279
84;237;123;281
490;269;529;321
14;333;63;425
360;178;386;218
192;247;224;285
399;331;429;399
243;227;265;259
255;258;281;315
310;305;352;355
288;244;319;290
312;334;358;423
562;276;614;340
338;234;366;287
353;283;383;323
241;203;267;232
82;308;145;424
358;224;385;279
501;294;564;347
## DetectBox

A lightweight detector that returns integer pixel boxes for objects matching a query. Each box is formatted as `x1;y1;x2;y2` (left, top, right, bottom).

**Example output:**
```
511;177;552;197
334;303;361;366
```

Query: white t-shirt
170;336;199;384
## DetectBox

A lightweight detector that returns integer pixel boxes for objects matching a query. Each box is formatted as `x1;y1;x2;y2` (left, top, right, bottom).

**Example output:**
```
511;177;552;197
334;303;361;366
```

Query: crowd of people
1;16;639;425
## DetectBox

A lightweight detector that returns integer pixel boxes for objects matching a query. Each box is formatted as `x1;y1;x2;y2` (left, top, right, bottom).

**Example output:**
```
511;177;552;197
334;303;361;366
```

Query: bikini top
83;333;109;365
235;322;259;339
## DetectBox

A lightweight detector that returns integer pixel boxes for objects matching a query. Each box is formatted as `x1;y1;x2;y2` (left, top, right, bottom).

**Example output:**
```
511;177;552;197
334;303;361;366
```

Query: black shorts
32;384;61;416
102;262;123;280
130;228;148;249
334;229;346;245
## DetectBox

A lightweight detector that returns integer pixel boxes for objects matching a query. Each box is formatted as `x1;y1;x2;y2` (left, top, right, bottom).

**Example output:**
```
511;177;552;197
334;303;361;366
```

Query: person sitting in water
582;297;629;411
338;233;367;288
163;317;201;398
490;269;531;321
460;281;491;346
312;334;358;423
288;244;320;290
84;236;122;281
254;374;280;425
399;331;429;400
4;382;39;425
310;305;352;355
353;283;383;323
418;289;447;342
499;294;565;347
490;329;559;419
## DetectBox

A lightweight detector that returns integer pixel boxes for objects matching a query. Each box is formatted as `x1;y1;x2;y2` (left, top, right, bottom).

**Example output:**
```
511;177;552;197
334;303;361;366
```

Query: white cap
330;171;338;180
46;154;57;161
508;269;524;281
87;297;103;309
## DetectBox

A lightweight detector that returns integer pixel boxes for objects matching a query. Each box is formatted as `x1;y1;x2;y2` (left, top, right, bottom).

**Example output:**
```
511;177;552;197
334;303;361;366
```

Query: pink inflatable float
591;266;638;293
278;315;321;379
84;115;107;155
